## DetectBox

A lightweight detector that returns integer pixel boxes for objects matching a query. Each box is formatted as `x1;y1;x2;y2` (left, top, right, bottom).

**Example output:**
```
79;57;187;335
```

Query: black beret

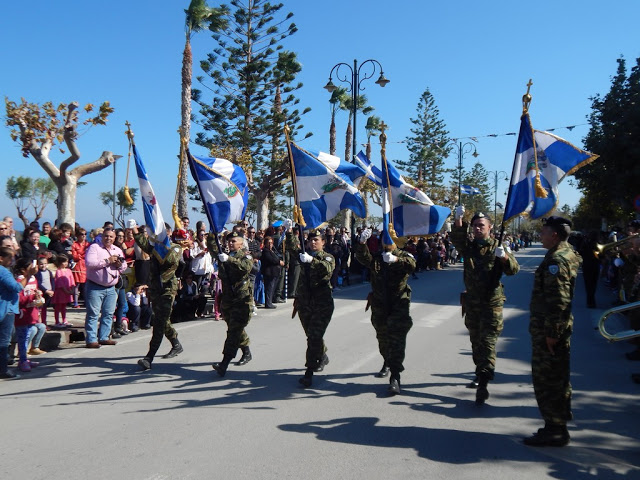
471;212;492;224
544;216;572;231
306;229;323;239
226;231;243;240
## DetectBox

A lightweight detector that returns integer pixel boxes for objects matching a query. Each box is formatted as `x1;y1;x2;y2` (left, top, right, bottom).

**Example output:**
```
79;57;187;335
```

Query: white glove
283;218;293;231
218;253;229;263
454;205;465;220
495;246;507;259
299;252;313;263
382;252;397;263
359;228;372;244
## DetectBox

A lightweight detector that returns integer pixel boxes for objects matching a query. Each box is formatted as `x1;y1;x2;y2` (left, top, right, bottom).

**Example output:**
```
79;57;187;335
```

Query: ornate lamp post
324;59;390;162
448;141;479;205
489;170;508;224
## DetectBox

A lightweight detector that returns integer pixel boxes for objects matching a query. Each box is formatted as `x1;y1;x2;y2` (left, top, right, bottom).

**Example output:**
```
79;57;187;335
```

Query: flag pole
499;79;533;245
379;121;398;246
284;125;306;254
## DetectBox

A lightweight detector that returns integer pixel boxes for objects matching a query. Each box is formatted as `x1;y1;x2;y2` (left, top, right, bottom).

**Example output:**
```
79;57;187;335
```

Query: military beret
471;212;492;224
226;231;243;240
306;229;323;239
544;216;572;233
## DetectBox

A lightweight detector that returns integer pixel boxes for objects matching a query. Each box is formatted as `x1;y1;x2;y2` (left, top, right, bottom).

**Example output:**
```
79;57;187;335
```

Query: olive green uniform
530;240;581;426
286;233;335;371
134;233;181;360
450;224;520;381
207;236;253;358
355;243;415;376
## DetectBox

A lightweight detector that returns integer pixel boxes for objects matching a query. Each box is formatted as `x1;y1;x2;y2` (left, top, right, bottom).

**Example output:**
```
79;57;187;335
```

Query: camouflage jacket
286;234;334;300
206;235;253;299
450;223;520;306
133;233;182;295
355;243;415;304
530;240;582;338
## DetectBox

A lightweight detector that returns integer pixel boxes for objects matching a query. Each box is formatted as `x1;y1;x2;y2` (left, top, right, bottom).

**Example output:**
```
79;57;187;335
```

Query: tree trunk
255;189;270;230
57;176;78;226
177;37;192;219
329;117;336;156
345;121;352;164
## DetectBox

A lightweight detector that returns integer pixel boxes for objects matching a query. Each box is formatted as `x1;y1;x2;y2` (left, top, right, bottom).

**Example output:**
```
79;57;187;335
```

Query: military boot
475;376;489;405
236;346;253;366
138;357;153;371
162;338;184;359
212;355;233;377
466;376;479;388
388;373;401;395
376;362;390;378
314;353;329;372
523;424;570;447
298;368;313;388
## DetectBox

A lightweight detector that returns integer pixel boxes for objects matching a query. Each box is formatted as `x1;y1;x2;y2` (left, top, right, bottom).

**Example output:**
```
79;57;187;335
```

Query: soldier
355;228;416;395
285;221;335;388
135;226;187;370
450;207;520;405
524;216;581;447
208;231;254;377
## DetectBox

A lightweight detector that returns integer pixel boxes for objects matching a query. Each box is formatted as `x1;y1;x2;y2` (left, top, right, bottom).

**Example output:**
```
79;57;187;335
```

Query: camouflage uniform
530;240;581;426
355;243;415;376
134;233;181;361
450;223;520;381
207;236;253;358
286;232;335;371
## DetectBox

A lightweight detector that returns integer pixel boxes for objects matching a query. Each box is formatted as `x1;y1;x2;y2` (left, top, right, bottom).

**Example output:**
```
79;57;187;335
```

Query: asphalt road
1;246;639;479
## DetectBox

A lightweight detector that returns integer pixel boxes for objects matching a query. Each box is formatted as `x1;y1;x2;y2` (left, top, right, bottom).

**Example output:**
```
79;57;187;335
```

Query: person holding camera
83;227;127;348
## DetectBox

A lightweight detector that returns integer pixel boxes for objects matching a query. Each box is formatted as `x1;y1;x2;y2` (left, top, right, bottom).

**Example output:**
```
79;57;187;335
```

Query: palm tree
364;115;381;160
340;94;374;163
328;87;348;156
177;0;227;218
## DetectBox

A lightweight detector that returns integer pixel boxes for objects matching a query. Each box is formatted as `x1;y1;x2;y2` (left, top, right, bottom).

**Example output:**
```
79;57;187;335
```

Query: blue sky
1;0;639;230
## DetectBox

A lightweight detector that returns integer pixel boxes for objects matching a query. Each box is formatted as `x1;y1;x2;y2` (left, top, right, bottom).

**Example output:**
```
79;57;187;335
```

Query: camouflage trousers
370;299;413;375
530;318;572;426
298;297;334;370
464;304;504;380
147;291;178;360
220;296;252;358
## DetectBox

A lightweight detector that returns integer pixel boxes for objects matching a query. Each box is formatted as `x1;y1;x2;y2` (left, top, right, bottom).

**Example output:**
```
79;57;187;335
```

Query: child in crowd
126;283;152;331
35;256;55;328
14;258;44;372
52;254;75;328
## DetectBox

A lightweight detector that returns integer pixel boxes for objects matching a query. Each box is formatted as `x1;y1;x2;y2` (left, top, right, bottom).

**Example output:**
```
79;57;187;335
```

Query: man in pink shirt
83;228;127;348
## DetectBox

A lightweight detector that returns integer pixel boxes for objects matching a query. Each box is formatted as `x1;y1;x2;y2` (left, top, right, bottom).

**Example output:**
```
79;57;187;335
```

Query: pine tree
193;0;309;229
398;88;450;190
461;162;491;216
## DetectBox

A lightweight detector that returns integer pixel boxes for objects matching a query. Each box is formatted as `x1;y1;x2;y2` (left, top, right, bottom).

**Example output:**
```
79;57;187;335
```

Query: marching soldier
450;207;520;405
524;216;581;447
355;228;416;395
208;231;254;377
135;225;186;370
285;221;335;388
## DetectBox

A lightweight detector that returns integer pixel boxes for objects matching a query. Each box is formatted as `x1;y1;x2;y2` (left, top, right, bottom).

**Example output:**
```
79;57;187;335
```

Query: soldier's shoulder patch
245;254;253;260
326;256;333;262
548;264;559;275
404;252;415;259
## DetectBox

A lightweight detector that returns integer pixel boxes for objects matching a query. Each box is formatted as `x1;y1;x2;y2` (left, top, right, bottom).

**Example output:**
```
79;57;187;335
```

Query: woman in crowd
71;228;90;307
261;236;283;309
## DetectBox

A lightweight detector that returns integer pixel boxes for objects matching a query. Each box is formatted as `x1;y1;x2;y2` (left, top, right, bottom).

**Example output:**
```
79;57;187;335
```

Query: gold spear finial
522;78;533;114
125;120;134;140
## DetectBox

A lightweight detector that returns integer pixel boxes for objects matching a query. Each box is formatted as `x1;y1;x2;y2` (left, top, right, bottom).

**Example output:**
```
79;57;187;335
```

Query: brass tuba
598;301;640;342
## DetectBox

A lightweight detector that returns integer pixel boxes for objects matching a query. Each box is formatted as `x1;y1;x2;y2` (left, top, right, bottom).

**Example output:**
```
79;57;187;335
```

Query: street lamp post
324;59;390;162
489;170;508;224
448;141;478;206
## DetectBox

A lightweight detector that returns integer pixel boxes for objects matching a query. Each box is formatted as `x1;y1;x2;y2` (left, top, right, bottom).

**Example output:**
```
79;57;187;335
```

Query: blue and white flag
289;143;366;229
132;144;172;260
188;153;249;233
503;114;598;223
355;150;384;185
380;156;451;245
461;184;481;195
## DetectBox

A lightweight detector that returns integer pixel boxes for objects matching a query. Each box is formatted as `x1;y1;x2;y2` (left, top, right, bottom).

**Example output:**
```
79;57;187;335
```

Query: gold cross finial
522;79;533;115
125;120;134;140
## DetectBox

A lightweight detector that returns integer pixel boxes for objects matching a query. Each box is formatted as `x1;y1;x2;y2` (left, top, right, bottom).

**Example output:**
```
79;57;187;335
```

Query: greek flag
132;144;171;259
355;150;383;184
188;152;249;233
379;156;451;244
460;184;481;195
290;143;366;229
503;114;598;222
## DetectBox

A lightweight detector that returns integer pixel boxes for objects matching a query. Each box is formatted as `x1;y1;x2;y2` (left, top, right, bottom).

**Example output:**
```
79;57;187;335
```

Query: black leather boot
475;376;489;405
138;357;152;371
314;353;329;372
298;368;313;388
466;376;479;388
376;362;390;378
212;355;233;377
236;346;252;366
162;338;184;359
523;424;570;447
388;373;401;395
